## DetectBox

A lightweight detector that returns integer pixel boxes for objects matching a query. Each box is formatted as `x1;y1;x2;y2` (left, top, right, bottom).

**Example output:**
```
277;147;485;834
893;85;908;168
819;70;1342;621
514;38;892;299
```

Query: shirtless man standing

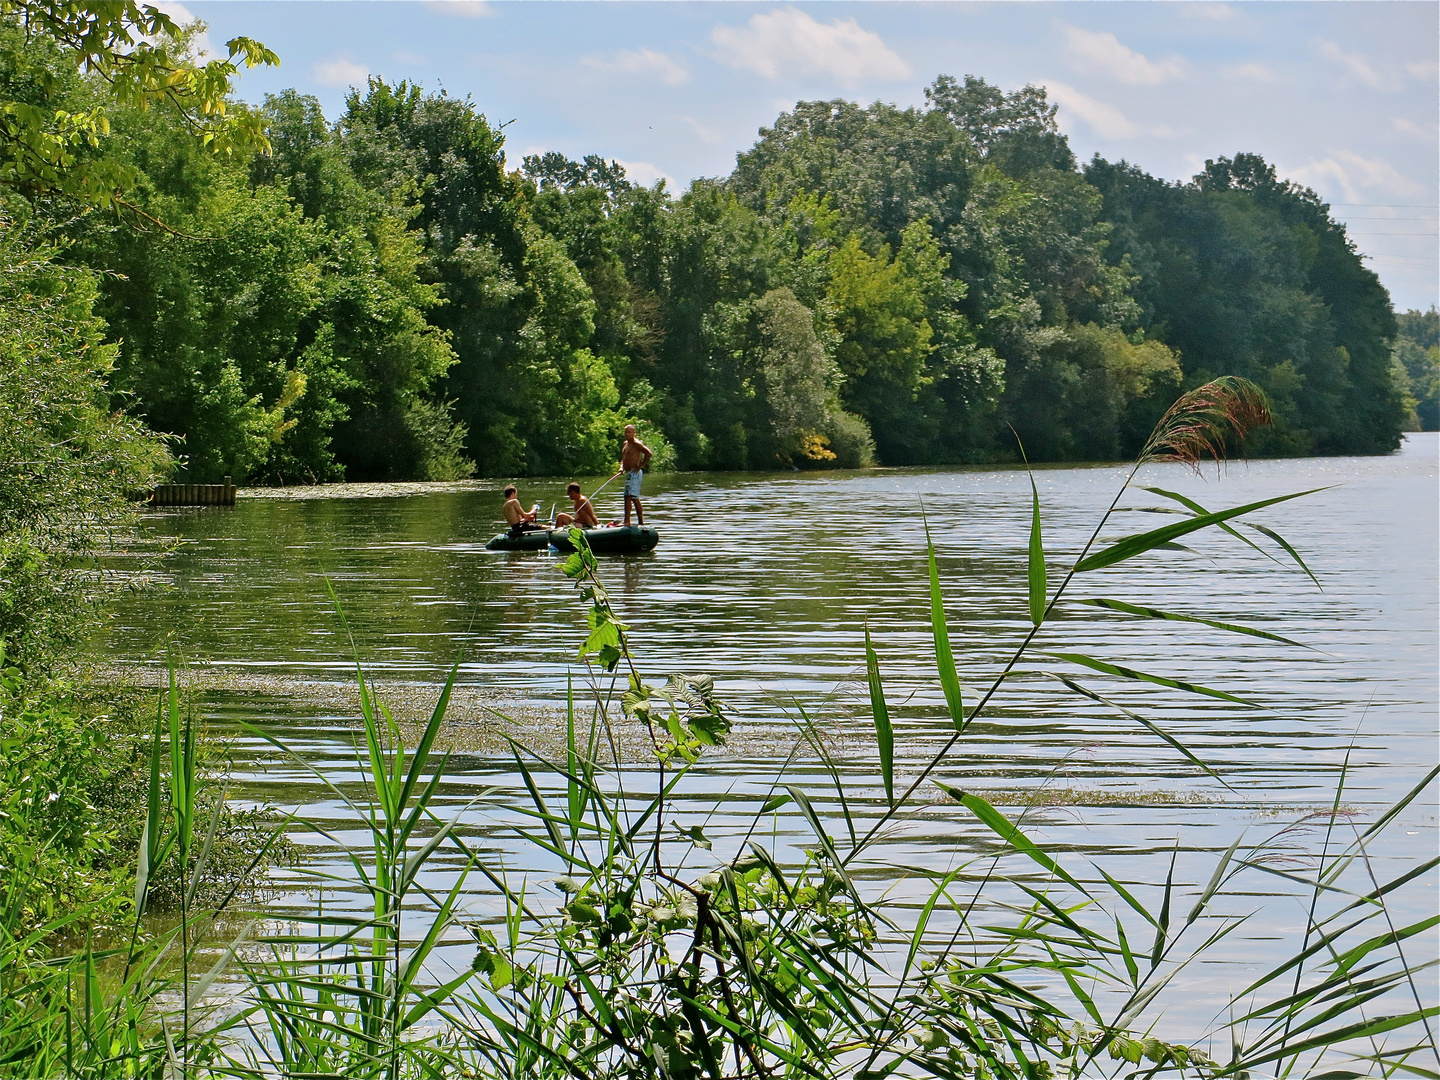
554;482;600;529
620;425;653;527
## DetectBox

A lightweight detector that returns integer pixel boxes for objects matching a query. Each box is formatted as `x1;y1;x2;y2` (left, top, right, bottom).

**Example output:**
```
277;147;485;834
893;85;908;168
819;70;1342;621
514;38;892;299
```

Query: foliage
1086;153;1405;455
71;88;462;484
3;9;1413;488
1392;307;1438;431
0;0;275;207
0;669;288;932
0;211;167;670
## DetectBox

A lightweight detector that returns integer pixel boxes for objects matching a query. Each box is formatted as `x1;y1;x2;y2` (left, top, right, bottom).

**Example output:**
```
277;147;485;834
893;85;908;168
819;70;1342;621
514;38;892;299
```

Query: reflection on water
97;434;1438;1031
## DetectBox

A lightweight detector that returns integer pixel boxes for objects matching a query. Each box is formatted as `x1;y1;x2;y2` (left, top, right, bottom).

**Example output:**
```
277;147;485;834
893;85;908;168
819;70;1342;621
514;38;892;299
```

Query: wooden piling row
148;476;237;507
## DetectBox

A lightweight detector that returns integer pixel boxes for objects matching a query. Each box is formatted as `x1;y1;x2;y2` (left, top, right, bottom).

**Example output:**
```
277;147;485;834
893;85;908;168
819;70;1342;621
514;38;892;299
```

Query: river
98;433;1439;1044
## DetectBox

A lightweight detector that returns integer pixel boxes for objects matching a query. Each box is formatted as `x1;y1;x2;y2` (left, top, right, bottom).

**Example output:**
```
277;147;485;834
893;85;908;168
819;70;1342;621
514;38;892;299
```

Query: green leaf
760;793;792;814
923;518;965;730
1244;521;1322;589
1054;675;1231;787
936;785;1089;896
675;823;712;850
1076;488;1325;572
1043;652;1258;706
865;627;894;805
1077;597;1310;649
1028;472;1047;625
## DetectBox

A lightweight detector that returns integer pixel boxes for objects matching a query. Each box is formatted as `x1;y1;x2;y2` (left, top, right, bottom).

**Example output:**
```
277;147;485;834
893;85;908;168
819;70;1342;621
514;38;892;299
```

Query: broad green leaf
1077;597;1309;649
1028;472;1046;625
865;627;894;805
1044;651;1257;706
1076;488;1324;572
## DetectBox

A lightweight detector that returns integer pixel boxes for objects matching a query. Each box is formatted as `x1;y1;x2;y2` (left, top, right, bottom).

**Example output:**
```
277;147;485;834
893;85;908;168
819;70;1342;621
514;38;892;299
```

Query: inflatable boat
485;524;659;554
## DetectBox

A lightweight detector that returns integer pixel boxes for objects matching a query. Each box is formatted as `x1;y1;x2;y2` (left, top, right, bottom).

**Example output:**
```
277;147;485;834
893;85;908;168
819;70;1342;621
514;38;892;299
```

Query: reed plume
1138;375;1272;471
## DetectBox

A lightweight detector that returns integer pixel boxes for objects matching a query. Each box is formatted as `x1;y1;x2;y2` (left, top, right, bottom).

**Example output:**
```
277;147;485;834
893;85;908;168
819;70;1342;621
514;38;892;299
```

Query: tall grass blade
1359;764;1439;842
923;518;965;730
1055;675;1231;787
1028;473;1046;625
1044;651;1258;706
1077;597;1310;648
864;627;894;806
937;785;1089;896
1245;521;1323;589
1075;488;1324;572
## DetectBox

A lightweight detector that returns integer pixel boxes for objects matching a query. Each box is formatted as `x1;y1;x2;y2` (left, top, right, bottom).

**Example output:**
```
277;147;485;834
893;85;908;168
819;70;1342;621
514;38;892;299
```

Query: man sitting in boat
554;482;599;529
502;486;543;532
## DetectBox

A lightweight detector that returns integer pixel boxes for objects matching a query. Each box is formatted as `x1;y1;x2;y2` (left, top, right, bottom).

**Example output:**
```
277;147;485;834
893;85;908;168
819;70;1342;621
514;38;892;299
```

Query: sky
175;1;1439;312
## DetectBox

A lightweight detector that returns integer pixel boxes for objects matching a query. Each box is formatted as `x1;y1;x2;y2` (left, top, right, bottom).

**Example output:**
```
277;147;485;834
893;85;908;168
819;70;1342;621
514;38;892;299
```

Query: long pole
591;469;623;497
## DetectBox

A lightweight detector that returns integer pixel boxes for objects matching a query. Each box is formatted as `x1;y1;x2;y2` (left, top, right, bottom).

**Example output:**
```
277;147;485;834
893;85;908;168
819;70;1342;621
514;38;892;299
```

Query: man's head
567;482;581;497
624;424;636;439
503;485;517;499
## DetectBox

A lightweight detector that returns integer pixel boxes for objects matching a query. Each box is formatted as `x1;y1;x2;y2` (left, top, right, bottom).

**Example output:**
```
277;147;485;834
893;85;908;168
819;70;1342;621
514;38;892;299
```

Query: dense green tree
7;31;1410;483
1392;308;1438;431
0;1;274;207
0;212;167;669
1086;153;1405;454
78;100;458;483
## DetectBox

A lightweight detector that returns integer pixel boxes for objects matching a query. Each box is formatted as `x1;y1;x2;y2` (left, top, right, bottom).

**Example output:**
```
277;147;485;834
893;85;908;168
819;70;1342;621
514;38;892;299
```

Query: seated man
501;485;542;532
554;482;600;529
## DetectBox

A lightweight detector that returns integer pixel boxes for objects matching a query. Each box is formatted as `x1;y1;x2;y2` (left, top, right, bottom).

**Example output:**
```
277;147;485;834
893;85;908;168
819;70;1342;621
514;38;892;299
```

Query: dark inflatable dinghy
484;527;553;552
485;524;659;554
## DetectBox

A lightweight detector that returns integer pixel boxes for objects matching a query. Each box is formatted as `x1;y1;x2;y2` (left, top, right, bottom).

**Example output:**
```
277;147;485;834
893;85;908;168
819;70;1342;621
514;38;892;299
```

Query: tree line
3;14;1431;488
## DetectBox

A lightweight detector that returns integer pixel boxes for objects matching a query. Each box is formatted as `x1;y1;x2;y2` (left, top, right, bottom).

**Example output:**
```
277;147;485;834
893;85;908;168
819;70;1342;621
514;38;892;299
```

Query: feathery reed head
1139;376;1271;471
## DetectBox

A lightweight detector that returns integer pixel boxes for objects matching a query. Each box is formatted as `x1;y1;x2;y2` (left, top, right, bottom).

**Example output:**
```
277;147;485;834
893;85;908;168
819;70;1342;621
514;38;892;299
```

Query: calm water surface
99;434;1439;1037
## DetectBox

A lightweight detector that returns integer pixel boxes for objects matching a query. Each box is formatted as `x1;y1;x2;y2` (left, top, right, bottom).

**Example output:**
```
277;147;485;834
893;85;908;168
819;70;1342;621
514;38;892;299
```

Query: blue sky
175;1;1438;311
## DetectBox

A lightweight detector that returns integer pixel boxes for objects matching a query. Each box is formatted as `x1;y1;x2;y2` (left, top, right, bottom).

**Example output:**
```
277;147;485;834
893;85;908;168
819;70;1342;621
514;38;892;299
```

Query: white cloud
1227;61;1278;83
1406;60;1439;82
616;160;676;190
313;56;371;89
1062;26;1187;85
681;116;723;144
1392;117;1435;140
394;51;427;67
1044;81;1177;139
1177;3;1238;20
1288;149;1424;203
424;1;494;18
711;8;911;85
583;48;688;86
1314;40;1390;90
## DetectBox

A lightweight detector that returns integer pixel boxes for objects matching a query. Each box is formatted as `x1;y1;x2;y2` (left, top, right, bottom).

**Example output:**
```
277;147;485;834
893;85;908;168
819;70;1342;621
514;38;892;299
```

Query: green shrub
0;212;169;673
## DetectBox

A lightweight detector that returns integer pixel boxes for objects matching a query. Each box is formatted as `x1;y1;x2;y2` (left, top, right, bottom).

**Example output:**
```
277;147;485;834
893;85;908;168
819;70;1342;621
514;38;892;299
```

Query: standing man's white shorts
624;470;643;497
